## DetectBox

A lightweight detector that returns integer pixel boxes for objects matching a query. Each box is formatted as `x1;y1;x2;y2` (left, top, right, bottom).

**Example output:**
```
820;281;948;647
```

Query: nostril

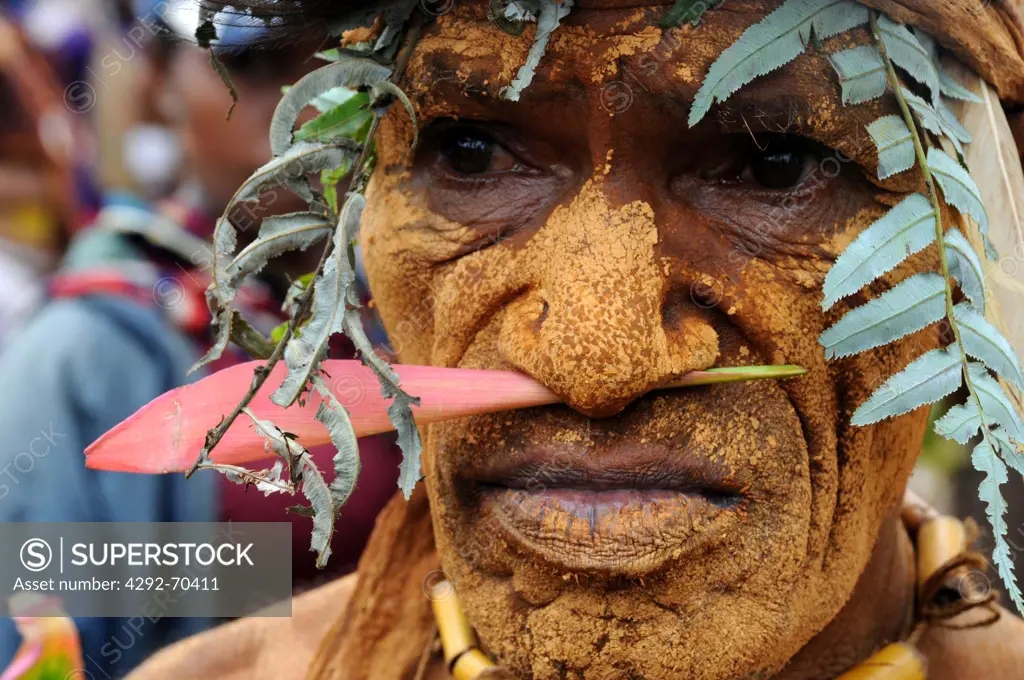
533;300;549;331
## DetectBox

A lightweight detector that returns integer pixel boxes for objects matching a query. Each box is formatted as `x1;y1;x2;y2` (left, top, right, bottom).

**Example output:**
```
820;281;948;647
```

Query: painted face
362;1;939;677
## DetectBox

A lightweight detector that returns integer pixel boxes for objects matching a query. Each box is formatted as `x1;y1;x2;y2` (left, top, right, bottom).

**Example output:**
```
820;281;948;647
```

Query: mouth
470;443;747;575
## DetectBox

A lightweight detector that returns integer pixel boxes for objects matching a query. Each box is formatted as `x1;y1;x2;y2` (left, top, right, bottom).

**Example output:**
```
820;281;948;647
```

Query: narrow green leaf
371;81;418;149
312;376;361;510
830;46;887;105
945;227;986;312
928;147;996;259
272;195;365;407
295;92;372;143
967;362;1024;442
503;0;574;102
296;453;335;568
820;273;946;359
689;0;868;126
972;438;1024;613
822;193;936;309
210;142;358;309
866;114;914;179
235;141;361;207
876;14;939;102
934;401;982;444
954;304;1024;391
852;347;963;425
189;309;235;375
226;212;332;287
270;58;391;157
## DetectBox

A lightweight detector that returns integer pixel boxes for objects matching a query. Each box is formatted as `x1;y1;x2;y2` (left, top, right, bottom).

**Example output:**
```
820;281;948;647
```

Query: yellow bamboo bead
834;643;926;680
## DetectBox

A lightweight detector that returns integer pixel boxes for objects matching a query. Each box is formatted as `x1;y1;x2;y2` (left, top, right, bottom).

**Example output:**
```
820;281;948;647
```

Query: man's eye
746;150;808;190
442;127;517;175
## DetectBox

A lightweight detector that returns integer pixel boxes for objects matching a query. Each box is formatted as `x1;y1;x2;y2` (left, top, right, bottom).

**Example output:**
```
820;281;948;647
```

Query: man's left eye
745;150;808;190
701;135;817;191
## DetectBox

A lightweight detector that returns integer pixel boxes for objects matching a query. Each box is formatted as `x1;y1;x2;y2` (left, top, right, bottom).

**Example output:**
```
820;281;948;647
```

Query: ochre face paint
361;3;939;677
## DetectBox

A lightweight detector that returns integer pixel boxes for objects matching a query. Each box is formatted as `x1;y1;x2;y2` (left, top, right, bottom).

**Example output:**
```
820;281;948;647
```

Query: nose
498;181;720;417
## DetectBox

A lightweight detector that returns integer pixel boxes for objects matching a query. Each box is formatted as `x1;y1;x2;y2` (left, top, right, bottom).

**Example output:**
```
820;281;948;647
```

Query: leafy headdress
125;0;1024;607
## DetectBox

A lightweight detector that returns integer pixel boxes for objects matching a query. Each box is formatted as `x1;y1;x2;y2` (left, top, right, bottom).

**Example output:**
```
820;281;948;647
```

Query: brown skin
127;2;1024;679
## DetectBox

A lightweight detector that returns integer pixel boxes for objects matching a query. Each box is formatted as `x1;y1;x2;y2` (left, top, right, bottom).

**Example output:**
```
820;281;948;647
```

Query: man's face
363;1;935;677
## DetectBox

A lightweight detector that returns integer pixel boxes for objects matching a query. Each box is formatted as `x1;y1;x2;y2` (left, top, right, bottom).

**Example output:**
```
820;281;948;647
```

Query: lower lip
477;485;741;575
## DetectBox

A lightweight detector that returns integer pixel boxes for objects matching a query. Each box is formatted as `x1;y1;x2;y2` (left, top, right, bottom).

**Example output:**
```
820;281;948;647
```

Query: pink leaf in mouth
84;361;805;474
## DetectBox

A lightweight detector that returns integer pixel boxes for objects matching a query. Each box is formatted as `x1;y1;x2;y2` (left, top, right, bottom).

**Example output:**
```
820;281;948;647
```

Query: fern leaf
503;0;574;102
939;67;982;103
226;212;332;287
866;114;914;179
927;147;996;259
993;427;1024;477
851;347;962;426
820;273;946;359
876;15;939;102
901;88;964;157
967;362;1024;441
972;438;1024;613
312;376;361;510
270;58;391;157
945;228;986;312
821;193;936;309
936;98;973;145
934;401;982;444
829;46;887;105
954;304;1024;390
272;195;365;407
689;0;868;126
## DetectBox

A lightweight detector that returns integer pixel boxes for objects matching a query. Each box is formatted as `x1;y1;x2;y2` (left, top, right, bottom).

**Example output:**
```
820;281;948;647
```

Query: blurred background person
0;8;78;348
0;1;399;676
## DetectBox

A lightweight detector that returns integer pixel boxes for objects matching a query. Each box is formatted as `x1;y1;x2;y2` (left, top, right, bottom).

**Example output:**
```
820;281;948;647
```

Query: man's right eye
441;126;518;176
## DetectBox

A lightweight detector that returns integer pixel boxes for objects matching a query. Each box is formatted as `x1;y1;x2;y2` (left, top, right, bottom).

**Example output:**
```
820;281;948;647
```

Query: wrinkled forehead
408;1;776;96
401;1;886;168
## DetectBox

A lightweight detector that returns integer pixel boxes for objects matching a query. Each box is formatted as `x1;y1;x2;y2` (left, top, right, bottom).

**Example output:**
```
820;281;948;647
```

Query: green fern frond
944;228;986;311
820;273;946;359
689;0;868;126
821;193;936;309
829;46;887;105
692;0;1024;610
866;114;915;179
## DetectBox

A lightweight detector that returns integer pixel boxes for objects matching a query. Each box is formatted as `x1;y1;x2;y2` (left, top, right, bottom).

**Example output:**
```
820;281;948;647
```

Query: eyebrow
414;54;886;171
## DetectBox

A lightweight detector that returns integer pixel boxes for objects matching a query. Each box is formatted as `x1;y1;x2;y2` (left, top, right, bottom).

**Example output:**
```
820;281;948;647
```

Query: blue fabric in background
0;267;218;676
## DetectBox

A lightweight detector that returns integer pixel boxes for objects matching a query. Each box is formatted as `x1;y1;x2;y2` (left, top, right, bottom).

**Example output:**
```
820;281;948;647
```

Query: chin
423;381;847;680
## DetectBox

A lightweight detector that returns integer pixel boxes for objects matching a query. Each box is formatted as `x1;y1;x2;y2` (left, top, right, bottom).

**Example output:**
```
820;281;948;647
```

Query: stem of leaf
871;11;997;452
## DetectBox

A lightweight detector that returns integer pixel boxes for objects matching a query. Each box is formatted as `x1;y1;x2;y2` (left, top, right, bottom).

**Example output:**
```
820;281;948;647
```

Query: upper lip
468;441;747;498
